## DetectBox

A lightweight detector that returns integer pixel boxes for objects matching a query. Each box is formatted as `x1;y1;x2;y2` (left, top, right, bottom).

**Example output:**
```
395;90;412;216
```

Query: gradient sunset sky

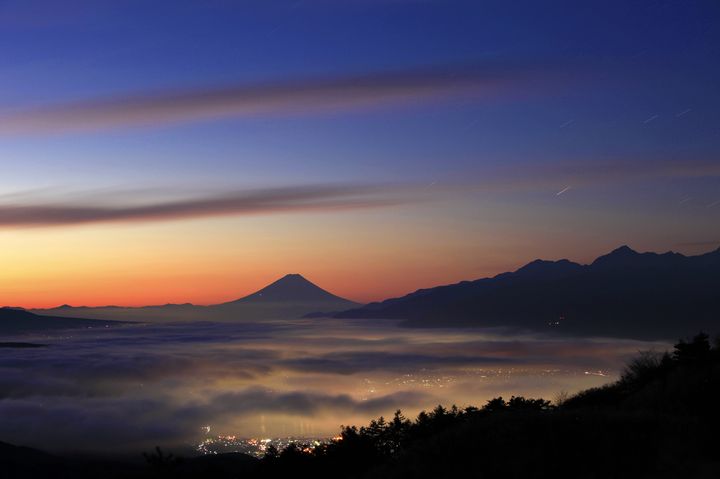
1;0;719;307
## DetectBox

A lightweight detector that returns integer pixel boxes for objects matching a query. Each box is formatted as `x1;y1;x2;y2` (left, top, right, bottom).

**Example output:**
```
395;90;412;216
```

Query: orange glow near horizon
3;270;488;309
0;204;524;308
1;199;712;309
0;208;504;308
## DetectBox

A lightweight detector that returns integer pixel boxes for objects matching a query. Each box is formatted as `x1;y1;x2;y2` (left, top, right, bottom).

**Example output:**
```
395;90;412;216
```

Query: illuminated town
196;434;340;457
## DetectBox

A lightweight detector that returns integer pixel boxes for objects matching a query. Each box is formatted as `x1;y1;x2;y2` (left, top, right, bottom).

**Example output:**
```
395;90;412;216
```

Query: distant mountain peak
512;258;582;279
591;245;641;268
610;245;638;255
221;273;357;305
278;273;309;282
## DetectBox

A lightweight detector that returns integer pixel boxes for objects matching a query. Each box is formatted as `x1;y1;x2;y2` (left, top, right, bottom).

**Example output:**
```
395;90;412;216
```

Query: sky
1;0;719;307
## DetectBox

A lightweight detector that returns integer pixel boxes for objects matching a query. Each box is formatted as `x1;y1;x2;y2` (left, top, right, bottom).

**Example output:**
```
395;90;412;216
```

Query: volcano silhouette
208;273;360;319
222;273;354;304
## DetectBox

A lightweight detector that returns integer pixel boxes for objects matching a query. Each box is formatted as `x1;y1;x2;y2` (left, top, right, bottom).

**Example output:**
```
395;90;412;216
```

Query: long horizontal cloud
0;62;569;134
0;184;411;227
186;388;430;417
468;158;720;193
2;154;717;229
0;389;431;452
281;351;515;374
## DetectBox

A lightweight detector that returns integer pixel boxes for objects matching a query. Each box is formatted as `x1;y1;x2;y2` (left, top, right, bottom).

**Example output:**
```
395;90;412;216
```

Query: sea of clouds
0;319;666;454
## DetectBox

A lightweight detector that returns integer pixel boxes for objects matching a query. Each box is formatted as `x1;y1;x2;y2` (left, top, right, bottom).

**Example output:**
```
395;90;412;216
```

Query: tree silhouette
142;446;183;477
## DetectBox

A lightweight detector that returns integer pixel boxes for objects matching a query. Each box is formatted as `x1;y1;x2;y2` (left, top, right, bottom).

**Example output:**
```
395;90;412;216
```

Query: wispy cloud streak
1;155;718;228
474;159;720;192
0;184;410;227
0;63;566;134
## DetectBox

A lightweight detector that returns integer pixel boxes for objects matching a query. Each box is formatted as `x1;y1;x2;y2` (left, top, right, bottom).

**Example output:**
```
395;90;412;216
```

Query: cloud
0;62;568;135
189;388;430;417
281;351;515;374
0;183;412;228
0;395;202;452
471;158;720;192
1;154;716;230
0;388;431;452
0;320;664;453
0;322;286;399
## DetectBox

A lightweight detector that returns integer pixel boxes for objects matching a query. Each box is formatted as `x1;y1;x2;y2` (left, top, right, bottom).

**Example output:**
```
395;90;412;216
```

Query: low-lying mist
0;319;666;454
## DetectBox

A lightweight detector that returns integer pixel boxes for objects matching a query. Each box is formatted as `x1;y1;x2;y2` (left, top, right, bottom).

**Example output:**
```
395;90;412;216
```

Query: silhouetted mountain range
334;246;720;339
10;248;720;338
0;308;121;335
27;274;359;323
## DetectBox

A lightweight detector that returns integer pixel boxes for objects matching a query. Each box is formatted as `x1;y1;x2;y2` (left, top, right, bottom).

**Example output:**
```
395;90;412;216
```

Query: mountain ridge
0;307;123;334
334;246;720;339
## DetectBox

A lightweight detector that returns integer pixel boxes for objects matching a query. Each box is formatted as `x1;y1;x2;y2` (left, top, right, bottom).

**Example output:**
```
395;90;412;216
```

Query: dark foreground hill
251;333;720;478
335;246;720;339
0;307;122;335
3;332;720;478
0;442;256;479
